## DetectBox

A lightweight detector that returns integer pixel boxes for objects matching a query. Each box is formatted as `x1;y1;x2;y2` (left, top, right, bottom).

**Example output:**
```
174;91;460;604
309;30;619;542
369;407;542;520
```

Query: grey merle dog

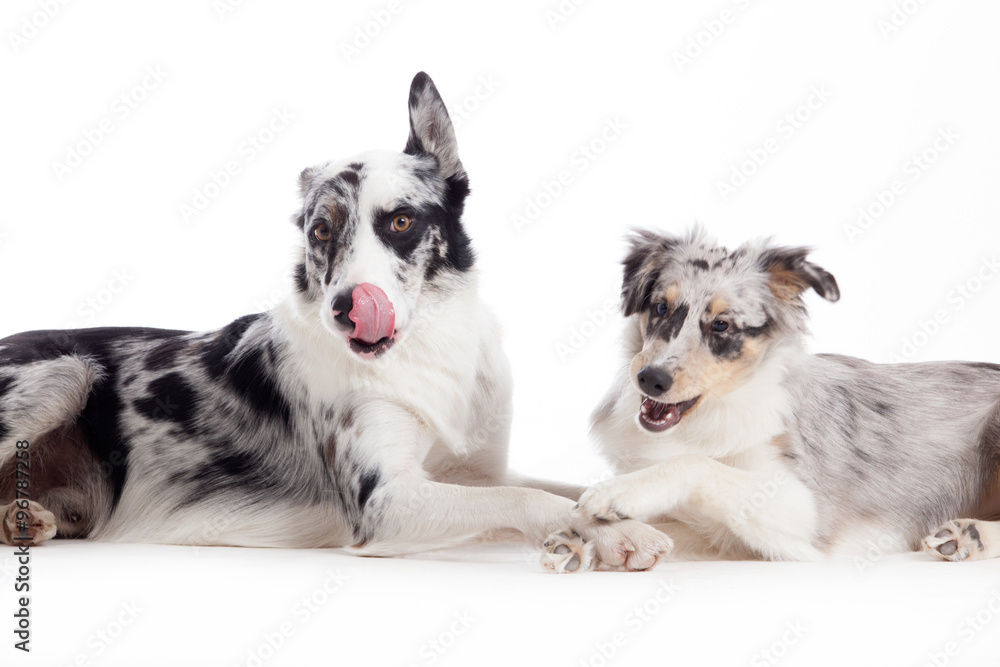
0;73;670;571
540;225;1000;572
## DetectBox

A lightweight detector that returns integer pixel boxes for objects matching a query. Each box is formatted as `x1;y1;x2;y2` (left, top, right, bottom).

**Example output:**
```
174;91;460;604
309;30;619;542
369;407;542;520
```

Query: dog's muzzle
332;283;396;359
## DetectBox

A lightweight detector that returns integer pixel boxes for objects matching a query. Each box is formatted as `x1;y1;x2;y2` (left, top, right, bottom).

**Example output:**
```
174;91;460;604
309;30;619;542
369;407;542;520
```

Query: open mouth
638;395;701;432
348;336;395;359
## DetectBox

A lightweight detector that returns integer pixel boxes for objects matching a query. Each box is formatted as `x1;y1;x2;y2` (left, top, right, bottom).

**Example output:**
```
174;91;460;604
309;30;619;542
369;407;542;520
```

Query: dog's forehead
661;242;769;320
309;150;443;213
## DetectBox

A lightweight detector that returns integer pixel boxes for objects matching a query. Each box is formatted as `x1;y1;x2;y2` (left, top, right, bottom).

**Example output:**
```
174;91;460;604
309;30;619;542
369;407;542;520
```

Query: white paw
585;519;673;571
540;520;673;573
923;519;988;562
576;480;640;522
1;501;57;546
540;530;595;574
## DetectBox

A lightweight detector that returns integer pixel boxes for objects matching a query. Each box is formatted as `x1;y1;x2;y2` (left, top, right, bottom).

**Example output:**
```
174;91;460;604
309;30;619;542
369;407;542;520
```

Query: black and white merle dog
0;73;670;570
540;226;1000;571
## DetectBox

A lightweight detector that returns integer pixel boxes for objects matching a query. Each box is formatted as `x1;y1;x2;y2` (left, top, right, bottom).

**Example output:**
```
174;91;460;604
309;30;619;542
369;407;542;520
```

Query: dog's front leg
346;472;574;556
329;401;671;568
576;455;735;522
573;454;821;560
352;474;672;573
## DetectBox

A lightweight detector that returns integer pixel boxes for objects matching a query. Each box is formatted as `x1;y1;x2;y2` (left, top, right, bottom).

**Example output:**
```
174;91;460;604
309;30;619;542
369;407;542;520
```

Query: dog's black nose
637;366;672;397
331;288;356;331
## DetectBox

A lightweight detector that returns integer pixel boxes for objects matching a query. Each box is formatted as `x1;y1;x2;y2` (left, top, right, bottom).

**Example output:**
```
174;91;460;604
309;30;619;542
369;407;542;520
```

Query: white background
3;0;1000;665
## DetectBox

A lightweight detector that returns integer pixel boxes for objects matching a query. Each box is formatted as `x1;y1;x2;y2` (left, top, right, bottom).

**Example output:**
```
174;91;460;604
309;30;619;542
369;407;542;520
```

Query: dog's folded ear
759;246;840;303
621;230;680;317
404;72;466;181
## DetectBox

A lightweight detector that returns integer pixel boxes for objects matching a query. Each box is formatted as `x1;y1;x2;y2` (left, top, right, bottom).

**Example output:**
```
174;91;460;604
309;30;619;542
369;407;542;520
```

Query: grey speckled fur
785;354;999;547
577;225;1000;563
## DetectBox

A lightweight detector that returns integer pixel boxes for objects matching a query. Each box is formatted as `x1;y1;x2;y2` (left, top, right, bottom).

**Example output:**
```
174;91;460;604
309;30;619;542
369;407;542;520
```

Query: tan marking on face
631;332;772;406
636;284;681;348
697;335;769;397
326;204;346;226
708;296;729;319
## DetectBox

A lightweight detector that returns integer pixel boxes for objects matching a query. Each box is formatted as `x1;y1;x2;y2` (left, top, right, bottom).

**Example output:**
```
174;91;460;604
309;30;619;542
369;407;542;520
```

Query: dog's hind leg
923;519;1000;561
923;400;1000;561
0;355;99;455
1;500;57;546
0;355;102;546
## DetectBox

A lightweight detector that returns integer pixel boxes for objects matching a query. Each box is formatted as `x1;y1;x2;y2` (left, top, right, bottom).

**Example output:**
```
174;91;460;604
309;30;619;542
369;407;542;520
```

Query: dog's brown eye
391;215;412;232
712;320;729;332
314;224;331;242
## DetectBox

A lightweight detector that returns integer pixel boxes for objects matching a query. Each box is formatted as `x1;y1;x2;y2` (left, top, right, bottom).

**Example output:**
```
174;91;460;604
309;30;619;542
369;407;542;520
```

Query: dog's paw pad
540;530;594;574
1;501;57;546
923;520;986;562
588;520;674;571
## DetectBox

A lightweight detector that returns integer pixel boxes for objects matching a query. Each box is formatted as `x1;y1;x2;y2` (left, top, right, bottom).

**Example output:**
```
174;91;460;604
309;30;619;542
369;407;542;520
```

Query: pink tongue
348;283;395;344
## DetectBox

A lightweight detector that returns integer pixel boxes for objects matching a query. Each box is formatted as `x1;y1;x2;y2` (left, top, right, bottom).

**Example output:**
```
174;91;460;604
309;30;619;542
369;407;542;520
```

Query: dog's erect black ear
404;72;465;181
759;246;840;303
621;230;679;317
